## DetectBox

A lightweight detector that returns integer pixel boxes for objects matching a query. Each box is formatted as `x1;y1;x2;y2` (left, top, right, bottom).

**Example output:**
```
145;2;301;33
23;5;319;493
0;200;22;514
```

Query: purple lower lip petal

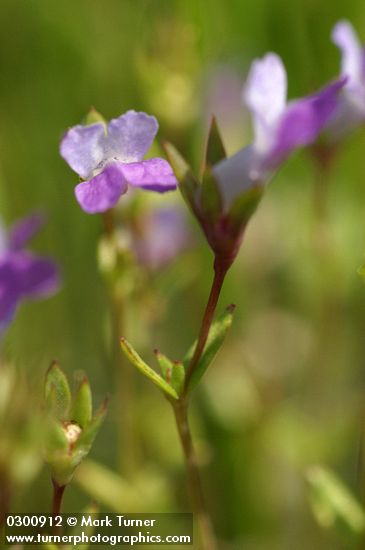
75;163;129;214
119;158;178;192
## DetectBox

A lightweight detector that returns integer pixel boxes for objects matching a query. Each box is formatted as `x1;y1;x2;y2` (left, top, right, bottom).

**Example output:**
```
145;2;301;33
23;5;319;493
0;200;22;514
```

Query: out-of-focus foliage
1;1;365;548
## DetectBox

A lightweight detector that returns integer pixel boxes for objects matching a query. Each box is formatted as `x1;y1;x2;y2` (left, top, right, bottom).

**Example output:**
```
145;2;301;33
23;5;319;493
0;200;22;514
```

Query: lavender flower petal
9;212;45;251
244;53;287;153
60;123;105;179
105;111;158;163
330;19;365;138
75;163;129;213
119;158;178;192
266;78;346;168
332;20;365;90
212;145;259;208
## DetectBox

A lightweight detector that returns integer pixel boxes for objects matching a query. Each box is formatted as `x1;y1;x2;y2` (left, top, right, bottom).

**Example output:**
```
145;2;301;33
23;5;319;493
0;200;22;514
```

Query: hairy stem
184;257;229;394
173;399;217;550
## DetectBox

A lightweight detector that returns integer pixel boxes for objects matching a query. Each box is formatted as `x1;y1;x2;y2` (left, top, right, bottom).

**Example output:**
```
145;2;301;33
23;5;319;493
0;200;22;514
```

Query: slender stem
174;256;229;548
307;147;339;402
51;479;65;516
111;288;137;475
184;258;229;394
310;143;336;225
173;399;217;550
102;210;137;476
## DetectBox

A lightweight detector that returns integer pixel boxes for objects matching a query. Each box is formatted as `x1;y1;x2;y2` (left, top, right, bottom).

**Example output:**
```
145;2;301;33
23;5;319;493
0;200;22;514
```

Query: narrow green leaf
200;168;223;222
162;141;199;211
75;460;141;512
121;337;178;399
306;465;365;535
204;117;227;168
184;304;235;391
45;362;71;421
71;374;92;429
76;398;108;453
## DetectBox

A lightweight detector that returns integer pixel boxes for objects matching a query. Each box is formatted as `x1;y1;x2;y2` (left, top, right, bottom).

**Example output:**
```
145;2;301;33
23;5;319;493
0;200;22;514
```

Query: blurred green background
2;0;365;548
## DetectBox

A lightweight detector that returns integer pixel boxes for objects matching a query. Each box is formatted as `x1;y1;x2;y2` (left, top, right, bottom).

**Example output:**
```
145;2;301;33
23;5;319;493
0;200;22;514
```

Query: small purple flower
326;20;365;138
60;110;178;214
133;208;191;271
203;65;248;152
0;214;60;332
212;53;345;206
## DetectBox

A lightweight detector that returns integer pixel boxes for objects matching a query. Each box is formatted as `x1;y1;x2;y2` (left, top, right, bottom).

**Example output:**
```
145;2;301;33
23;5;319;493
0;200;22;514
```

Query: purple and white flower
0;213;60;332
212;53;345;207
60;110;178;214
327;20;365;138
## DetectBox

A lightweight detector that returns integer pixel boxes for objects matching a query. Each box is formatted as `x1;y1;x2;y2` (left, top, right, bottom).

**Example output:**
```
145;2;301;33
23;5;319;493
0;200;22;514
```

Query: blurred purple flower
212;53;345;207
60;110;178;214
133;208;191;271
203;65;248;152
0;213;60;332
326;20;365;138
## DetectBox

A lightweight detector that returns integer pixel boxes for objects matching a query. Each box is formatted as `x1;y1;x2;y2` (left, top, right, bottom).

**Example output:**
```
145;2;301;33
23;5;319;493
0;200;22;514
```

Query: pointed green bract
121;338;178;399
170;362;185;395
204;117;227;168
162;141;199;211
154;349;174;380
71;375;93;429
154;351;185;396
307;465;365;535
200;168;223;222
184;304;235;392
76;398;108;452
83;107;106;127
229;185;264;231
45;362;71;421
44;418;68;458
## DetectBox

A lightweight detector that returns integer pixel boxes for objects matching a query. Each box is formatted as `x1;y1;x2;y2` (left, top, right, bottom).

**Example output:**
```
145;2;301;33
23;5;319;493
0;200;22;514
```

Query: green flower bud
44;362;108;487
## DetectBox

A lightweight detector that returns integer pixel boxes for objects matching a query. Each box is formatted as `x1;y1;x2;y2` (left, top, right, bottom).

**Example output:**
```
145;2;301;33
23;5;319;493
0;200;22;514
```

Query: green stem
173;398;217;550
102;210;137;476
111;289;137;476
312;145;333;223
183;257;229;395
